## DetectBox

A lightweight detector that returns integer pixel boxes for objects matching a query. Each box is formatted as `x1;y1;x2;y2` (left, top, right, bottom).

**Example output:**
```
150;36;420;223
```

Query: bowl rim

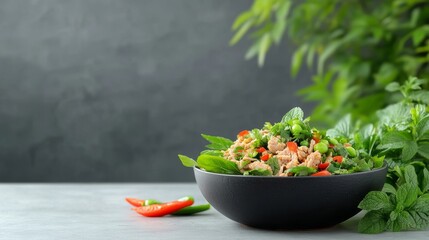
194;162;387;179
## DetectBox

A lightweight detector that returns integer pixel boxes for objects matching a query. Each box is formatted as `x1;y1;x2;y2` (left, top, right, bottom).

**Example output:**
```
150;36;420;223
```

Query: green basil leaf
200;150;223;157
197;155;240;175
201;134;233;150
266;157;279;175
178;154;198;167
358;191;392;211
358;210;387;234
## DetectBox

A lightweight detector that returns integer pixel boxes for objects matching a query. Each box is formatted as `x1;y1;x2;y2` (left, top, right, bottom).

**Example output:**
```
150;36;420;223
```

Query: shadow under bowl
194;164;387;230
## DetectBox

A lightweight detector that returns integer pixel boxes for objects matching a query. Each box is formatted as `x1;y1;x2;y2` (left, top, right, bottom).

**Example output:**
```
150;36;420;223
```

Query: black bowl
194;164;387;229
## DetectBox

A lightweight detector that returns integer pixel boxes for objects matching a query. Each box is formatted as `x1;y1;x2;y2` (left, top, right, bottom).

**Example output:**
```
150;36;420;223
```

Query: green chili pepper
143;198;211;215
171;204;211;216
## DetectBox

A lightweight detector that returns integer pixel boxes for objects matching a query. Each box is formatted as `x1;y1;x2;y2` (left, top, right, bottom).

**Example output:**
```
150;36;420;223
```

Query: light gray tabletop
0;183;427;240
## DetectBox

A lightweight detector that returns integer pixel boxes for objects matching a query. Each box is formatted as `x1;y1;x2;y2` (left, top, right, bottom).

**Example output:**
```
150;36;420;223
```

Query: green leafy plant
326;77;429;233
231;0;429;127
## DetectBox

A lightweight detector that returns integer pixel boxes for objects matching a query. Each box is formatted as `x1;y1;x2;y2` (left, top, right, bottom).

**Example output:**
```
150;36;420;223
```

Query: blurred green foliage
231;0;429;127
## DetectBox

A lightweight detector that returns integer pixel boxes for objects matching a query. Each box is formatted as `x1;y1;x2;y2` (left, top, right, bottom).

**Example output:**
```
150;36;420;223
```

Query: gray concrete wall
0;0;314;182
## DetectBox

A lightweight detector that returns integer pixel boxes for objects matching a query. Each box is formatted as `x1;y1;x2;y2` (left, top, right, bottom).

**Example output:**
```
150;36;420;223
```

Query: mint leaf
358;210;387;234
376;103;411;130
396;211;416;230
201;134;233;150
382;183;397;195
412;194;429;212
281;107;304;123
408;210;429;229
417;142;429;159
178;154;198;167
421;168;429;193
358;191;392;211
417;116;429;138
402;141;418;161
409;90;429;105
266;157;279;175
197;155;240;175
396;183;419;208
287;166;317;176
385;82;401;92
372;155;385;168
377;131;412;149
327;114;352;138
404;165;418;187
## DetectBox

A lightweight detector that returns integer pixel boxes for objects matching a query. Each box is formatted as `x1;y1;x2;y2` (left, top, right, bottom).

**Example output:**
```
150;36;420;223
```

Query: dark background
0;0;314;182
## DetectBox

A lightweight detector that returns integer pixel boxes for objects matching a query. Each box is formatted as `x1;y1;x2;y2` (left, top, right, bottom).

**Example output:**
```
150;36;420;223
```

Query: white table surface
0;183;427;240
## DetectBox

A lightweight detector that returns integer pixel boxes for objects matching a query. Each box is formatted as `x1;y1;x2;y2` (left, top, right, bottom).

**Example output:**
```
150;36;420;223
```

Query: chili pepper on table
125;198;145;207
171;204;211;216
133;196;194;217
140;199;210;216
126;196;211;216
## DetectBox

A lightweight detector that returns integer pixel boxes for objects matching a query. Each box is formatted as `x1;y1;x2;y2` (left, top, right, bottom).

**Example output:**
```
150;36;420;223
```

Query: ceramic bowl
194;164;387;229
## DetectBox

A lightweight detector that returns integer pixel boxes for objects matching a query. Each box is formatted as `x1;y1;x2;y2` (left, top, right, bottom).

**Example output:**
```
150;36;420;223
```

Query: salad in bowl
179;107;384;177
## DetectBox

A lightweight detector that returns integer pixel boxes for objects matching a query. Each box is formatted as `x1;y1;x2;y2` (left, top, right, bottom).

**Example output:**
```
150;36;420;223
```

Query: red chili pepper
312;137;320;144
125;197;144;207
333;156;343;163
238;130;249;137
287;142;298;153
260;154;270;161
311;170;332;177
256;147;266;153
133;196;194;217
318;162;330;170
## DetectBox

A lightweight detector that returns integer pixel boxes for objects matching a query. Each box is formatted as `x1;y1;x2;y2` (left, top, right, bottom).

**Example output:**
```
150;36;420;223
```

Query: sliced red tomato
125;197;144;207
333;156;343;163
318;162;330;170
238;130;249;137
287;142;298;153
256;147;266;153
133;196;194;217
311;170;332;177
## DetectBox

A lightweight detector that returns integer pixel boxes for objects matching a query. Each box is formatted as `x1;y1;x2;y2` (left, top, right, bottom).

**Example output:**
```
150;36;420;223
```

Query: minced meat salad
179;107;383;177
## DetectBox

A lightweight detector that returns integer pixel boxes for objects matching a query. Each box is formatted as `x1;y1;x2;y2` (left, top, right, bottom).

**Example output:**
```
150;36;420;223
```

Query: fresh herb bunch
230;0;429;127
179;108;381;177
329;77;429;233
